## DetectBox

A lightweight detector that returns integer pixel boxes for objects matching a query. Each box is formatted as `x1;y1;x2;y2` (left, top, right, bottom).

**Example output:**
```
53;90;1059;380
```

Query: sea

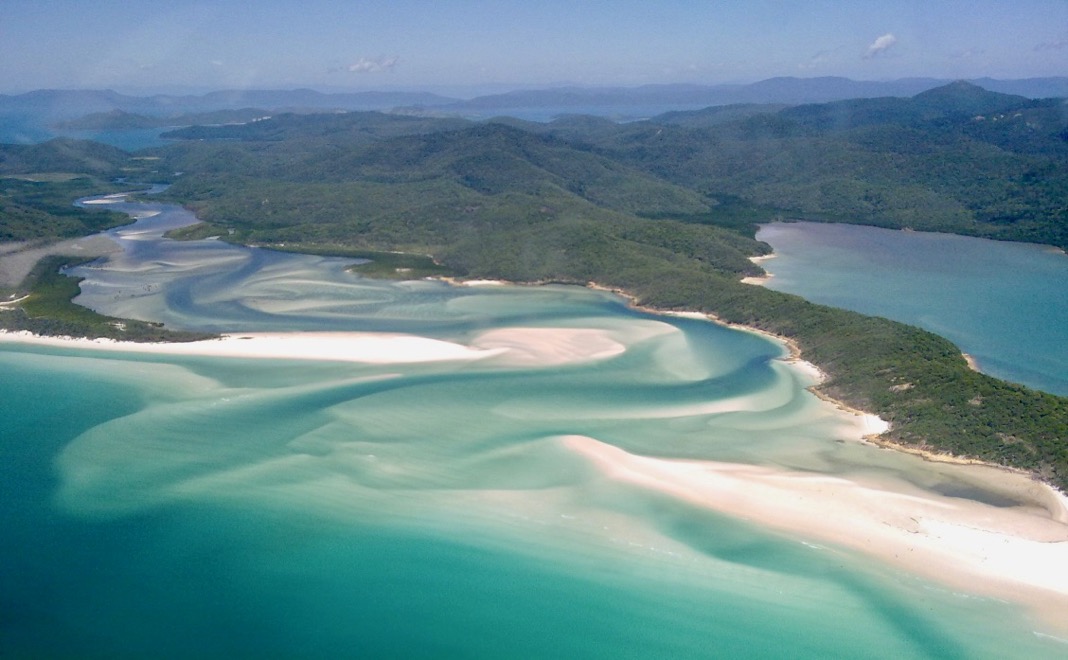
0;112;172;151
2;198;1067;658
754;222;1068;397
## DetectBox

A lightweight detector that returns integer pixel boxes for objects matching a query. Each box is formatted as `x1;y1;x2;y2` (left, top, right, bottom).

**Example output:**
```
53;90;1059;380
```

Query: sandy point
561;433;1068;634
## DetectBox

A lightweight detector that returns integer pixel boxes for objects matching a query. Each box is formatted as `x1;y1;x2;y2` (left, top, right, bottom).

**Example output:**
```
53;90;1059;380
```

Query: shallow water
2;197;1066;657
755;222;1068;396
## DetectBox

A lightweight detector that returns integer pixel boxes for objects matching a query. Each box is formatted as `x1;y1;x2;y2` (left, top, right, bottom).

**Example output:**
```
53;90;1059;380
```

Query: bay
754;222;1068;396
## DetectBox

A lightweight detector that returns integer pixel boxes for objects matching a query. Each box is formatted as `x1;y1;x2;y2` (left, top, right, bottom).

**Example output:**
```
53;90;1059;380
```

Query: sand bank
79;194;130;205
0;295;30;308
470;327;627;366
562;434;1068;632
0;234;122;289
0;325;651;368
0;330;503;364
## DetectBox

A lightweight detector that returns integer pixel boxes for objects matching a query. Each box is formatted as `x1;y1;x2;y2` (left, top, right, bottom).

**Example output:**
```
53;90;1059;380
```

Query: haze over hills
4;76;1068;126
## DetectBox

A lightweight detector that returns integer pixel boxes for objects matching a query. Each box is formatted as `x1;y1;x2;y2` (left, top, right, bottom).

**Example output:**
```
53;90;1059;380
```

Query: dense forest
0;139;153;241
2;81;1067;489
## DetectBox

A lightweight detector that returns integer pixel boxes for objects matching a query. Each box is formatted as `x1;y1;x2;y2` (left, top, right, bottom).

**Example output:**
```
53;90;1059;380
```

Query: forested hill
553;81;1068;248
0;138;130;175
157;81;1068;248
0;138;149;241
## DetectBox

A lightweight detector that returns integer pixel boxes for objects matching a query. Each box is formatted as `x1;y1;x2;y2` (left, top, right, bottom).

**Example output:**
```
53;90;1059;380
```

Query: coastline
588;281;890;435
588;279;1062;477
583;279;1068;630
4;277;1068;632
740;253;775;285
565;433;1068;633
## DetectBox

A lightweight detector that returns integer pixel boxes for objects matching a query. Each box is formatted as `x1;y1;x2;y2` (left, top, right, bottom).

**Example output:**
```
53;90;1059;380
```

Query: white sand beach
0;325;656;368
562;434;1068;632
0;330;501;364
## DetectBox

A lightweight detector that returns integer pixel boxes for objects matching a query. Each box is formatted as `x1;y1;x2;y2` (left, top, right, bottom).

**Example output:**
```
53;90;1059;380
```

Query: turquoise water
2;200;1067;657
755;222;1068;396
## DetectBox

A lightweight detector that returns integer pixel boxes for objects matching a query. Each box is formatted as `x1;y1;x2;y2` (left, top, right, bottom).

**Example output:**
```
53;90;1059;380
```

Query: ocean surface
2;197;1067;658
753;222;1068;396
0;103;695;152
0;112;172;150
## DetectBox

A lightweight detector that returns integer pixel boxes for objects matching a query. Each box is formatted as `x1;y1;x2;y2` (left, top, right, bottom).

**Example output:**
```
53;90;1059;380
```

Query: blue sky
2;0;1066;94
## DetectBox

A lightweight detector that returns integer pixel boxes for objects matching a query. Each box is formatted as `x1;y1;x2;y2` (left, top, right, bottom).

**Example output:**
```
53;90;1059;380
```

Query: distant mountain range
3;76;1067;125
0;89;461;121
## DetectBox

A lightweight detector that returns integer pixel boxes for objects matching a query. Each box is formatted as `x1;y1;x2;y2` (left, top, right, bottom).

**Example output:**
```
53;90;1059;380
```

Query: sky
2;0;1067;95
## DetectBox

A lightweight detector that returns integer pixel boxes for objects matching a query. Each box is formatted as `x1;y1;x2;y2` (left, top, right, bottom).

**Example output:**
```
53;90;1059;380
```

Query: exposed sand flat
0;295;30;308
0;326;667;367
0;241;31;257
471;327;627;365
0;330;505;364
562;434;1068;632
0;234;122;289
79;194;130;205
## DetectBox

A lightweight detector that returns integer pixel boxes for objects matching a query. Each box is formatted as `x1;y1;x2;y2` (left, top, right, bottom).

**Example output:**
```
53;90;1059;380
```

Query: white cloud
348;56;399;73
864;33;897;59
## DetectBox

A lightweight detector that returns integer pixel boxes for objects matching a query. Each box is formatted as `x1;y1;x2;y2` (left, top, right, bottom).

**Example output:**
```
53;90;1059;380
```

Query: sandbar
562;434;1068;632
79;194;130;205
0;325;656;368
0;234;122;290
0;330;503;364
470;327;627;365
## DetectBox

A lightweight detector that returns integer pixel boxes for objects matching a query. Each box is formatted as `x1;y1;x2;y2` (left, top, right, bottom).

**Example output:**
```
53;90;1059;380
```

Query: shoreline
588;281;891;435
4;278;1068;631
565;434;1068;633
588;280;1060;477
740;254;775;285
584;279;1068;629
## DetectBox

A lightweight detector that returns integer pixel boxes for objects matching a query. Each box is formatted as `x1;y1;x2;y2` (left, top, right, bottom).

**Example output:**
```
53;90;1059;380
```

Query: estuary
2;195;1067;658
